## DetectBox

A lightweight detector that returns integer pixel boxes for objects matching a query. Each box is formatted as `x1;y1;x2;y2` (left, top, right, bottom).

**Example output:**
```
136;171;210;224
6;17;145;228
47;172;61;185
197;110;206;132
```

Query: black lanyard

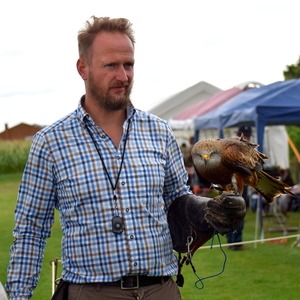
84;117;132;234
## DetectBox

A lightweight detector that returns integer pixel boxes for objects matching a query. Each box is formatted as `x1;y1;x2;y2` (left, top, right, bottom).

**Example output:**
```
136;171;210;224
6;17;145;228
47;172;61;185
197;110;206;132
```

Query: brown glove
167;193;246;254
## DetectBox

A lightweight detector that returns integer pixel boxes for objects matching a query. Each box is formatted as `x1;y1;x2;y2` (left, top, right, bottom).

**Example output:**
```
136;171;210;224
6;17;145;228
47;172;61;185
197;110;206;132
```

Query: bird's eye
210;151;215;156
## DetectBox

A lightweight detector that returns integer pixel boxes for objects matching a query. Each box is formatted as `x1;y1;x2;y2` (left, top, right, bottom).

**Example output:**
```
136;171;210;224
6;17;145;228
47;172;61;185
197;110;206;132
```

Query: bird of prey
191;136;295;203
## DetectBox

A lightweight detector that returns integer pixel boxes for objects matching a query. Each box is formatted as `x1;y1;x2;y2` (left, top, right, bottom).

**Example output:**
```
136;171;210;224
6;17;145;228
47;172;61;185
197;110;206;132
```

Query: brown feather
191;137;294;203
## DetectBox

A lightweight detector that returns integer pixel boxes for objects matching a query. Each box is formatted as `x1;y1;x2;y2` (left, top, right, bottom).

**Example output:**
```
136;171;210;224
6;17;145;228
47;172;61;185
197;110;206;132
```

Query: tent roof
147;81;221;120
169;81;263;130
195;79;300;131
194;79;300;152
173;81;263;121
173;87;241;120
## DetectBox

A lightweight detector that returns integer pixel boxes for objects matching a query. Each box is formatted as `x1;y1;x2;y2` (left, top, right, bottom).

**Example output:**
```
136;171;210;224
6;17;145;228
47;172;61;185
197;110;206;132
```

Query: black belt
92;275;170;290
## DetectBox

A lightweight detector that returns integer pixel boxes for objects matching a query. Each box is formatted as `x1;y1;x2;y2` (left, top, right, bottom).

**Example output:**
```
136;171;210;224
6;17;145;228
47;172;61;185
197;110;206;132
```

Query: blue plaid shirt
6;98;191;299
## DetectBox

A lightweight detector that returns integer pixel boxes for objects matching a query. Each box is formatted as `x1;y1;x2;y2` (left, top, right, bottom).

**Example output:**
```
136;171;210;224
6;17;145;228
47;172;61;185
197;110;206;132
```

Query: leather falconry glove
167;192;246;255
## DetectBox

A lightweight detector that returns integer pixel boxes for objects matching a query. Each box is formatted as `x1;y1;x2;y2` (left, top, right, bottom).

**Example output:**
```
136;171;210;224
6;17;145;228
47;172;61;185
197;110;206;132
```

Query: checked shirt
6;98;191;299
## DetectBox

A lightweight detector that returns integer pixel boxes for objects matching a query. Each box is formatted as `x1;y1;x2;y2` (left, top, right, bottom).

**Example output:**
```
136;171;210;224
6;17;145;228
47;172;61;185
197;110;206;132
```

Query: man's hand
167;193;246;254
205;192;246;235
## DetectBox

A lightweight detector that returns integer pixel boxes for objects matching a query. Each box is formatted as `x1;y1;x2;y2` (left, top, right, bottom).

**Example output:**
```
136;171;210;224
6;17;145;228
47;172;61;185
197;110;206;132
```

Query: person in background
226;125;251;250
277;167;295;216
6;16;245;300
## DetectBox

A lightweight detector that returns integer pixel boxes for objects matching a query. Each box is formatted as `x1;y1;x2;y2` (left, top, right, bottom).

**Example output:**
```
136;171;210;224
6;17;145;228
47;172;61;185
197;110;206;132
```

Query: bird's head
191;140;222;170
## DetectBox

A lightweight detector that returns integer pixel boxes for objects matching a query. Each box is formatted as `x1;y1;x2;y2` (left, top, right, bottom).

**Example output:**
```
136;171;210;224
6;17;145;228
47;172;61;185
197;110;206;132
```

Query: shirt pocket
125;146;167;216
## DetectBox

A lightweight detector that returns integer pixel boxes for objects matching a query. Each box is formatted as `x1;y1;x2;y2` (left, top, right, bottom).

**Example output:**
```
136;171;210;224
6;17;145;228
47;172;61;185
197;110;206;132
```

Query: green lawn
0;173;299;299
0;173;62;299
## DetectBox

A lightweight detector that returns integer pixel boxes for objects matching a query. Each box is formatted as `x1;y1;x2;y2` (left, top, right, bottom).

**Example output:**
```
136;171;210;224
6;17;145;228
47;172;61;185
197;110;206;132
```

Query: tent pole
219;129;224;138
194;130;199;143
259;195;264;242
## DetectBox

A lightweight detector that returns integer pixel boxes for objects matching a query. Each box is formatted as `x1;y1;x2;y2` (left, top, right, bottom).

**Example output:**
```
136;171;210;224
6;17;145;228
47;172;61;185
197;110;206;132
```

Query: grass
0;173;62;299
0;173;299;299
180;211;300;300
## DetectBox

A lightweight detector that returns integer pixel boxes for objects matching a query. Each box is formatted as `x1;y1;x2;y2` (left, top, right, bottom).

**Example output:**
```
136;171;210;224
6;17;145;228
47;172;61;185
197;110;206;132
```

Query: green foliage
286;126;300;160
283;56;300;80
0;140;31;174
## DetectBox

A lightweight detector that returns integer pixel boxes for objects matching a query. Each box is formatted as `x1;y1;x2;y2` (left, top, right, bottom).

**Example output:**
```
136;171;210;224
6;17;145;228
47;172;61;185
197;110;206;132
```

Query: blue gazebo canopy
194;79;300;151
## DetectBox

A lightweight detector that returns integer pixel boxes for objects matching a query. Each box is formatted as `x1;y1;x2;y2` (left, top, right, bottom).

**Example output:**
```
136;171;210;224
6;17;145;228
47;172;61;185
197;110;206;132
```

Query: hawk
191;136;295;203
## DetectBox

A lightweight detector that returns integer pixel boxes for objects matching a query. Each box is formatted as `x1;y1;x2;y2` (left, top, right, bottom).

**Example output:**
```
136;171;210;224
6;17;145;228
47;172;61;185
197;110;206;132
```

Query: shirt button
133;262;138;266
121;182;125;186
130;235;134;239
101;135;105;138
116;156;121;160
126;208;129;212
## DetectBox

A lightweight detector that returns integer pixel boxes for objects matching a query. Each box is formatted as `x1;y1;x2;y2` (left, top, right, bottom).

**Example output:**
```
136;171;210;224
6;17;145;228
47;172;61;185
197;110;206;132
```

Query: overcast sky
1;0;300;132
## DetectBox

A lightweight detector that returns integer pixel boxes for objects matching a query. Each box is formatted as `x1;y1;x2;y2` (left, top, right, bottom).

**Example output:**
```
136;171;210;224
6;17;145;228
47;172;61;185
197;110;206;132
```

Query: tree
283;56;300;80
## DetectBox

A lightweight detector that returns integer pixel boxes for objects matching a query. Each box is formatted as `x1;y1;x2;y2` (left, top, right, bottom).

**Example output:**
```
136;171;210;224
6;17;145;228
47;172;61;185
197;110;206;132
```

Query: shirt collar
76;95;89;123
76;95;136;125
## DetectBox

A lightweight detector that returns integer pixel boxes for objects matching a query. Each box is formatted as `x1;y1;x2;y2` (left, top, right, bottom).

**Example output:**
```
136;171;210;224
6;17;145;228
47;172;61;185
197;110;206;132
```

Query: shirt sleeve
6;133;57;299
163;124;192;208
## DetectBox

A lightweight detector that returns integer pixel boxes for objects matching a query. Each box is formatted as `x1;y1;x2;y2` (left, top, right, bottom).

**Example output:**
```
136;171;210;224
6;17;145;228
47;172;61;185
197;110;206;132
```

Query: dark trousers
68;277;181;300
226;219;245;248
226;186;247;249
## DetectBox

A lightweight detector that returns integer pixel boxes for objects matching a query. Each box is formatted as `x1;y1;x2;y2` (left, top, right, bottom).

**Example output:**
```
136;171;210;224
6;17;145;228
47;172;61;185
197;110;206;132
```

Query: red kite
191;136;295;203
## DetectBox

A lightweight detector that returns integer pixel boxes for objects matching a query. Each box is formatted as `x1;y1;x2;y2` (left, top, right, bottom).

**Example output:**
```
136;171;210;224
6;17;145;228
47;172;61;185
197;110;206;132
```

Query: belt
95;275;170;290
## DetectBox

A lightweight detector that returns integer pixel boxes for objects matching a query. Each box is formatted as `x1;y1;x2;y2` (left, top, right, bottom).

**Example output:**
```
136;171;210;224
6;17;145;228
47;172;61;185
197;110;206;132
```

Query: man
6;16;245;300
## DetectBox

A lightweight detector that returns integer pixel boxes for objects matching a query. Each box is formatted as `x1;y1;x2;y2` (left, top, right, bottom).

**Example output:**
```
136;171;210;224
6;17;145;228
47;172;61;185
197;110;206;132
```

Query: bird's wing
232;164;253;176
222;138;266;173
194;168;212;188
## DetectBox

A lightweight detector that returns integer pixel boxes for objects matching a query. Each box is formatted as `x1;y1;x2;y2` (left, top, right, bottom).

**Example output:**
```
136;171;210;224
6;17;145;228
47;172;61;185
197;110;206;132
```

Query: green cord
188;231;228;290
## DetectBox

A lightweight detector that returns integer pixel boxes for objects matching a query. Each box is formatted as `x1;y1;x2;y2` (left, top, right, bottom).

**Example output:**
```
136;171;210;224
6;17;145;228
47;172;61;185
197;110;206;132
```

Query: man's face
86;31;135;111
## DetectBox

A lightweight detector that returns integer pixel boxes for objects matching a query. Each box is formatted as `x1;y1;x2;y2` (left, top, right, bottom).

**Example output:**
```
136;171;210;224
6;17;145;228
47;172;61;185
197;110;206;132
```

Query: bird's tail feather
255;170;297;203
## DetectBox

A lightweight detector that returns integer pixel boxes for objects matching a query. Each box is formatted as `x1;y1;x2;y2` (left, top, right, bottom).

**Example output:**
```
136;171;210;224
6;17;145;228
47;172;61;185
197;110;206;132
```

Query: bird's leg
230;182;240;195
227;175;241;195
211;183;240;196
211;184;224;195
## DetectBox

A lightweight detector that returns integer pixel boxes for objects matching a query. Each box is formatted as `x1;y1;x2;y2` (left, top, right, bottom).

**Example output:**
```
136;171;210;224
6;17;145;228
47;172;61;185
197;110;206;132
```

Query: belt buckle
121;274;139;289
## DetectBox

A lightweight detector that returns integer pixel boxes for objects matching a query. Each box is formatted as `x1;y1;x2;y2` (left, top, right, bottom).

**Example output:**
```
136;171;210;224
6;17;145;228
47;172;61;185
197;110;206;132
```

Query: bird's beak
201;154;211;165
202;154;211;160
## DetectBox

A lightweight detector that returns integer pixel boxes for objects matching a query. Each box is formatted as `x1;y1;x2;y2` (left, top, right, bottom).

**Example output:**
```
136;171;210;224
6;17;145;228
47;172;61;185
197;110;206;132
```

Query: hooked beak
202;154;211;160
202;154;211;165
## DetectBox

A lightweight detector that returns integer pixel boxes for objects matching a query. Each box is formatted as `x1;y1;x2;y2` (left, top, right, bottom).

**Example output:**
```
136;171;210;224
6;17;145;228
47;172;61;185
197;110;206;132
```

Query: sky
1;0;300;132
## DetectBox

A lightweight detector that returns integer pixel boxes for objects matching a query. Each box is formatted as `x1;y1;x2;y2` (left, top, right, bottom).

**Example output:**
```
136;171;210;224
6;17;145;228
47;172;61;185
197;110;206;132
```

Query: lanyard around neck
85;118;131;194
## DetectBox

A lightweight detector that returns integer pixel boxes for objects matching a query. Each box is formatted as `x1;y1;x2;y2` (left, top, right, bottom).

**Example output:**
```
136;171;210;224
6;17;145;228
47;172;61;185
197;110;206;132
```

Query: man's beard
88;73;133;111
